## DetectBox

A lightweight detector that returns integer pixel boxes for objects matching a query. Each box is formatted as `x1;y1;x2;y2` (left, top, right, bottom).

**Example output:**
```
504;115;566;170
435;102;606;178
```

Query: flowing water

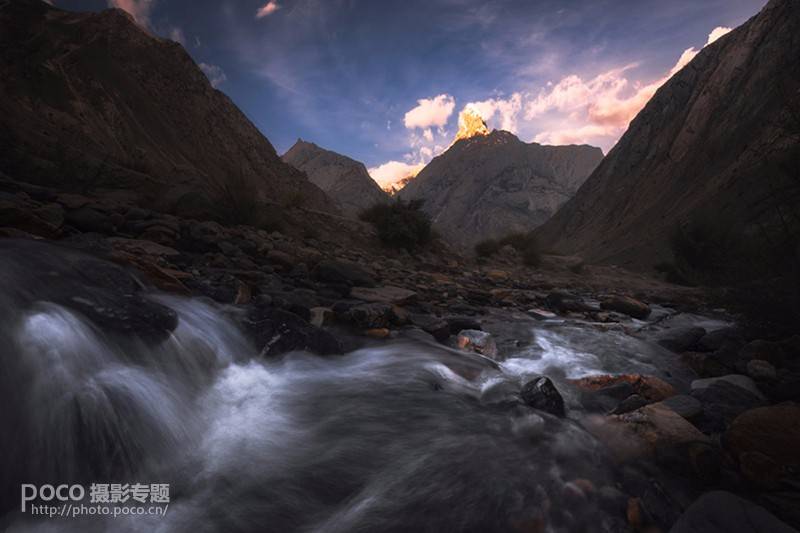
0;241;728;532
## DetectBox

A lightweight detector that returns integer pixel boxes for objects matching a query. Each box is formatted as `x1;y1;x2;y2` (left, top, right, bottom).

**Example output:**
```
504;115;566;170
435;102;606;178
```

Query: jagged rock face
0;0;334;216
398;130;603;249
454;107;490;142
282;140;388;217
534;0;800;268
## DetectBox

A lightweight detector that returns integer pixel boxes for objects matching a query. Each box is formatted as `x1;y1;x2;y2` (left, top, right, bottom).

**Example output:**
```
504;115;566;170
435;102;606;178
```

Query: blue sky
56;0;767;187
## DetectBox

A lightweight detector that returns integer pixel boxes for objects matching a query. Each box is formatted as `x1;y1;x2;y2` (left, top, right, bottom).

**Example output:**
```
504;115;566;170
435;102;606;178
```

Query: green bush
359;199;432;250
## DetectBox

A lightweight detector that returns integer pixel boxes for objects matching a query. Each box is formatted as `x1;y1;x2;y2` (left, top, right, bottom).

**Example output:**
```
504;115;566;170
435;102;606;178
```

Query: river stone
611;403;709;459
724;404;800;487
691;374;765;401
600;295;651;320
349;285;416;304
670;491;797;533
456;329;498;359
570;374;676;402
520;376;565;417
660;395;703;420
746;359;777;381
657;326;706;352
409;314;450;341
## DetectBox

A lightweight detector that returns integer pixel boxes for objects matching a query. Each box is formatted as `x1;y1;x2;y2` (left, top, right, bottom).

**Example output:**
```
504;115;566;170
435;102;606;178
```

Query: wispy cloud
256;1;280;19
199;63;228;88
462;93;523;133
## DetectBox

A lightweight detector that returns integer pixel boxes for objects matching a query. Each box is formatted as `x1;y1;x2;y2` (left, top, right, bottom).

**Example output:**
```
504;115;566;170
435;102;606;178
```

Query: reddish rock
569;374;676;402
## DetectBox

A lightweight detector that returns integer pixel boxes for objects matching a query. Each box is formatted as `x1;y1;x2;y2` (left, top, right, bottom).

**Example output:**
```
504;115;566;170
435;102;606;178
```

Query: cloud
256;1;280;19
403;94;456;130
168;27;186;45
199;63;228;88
463;93;523;132
108;0;154;27
527;26;731;150
368;161;424;190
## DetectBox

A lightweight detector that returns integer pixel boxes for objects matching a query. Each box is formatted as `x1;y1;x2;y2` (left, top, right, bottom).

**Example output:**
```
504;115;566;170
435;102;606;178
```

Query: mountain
534;0;800;268
0;0;333;217
398;111;603;249
282;140;388;217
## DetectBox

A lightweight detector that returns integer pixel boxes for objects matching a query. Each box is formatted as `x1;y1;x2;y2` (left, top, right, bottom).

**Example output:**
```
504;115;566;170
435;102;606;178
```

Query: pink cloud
403;94;456;130
528;26;732;150
256;1;280;19
368;161;424;191
107;0;154;26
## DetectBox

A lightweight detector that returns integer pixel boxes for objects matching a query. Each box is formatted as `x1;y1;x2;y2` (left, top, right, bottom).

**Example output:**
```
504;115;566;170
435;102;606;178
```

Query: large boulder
600;295;651;319
657;327;706;352
520;376;565;417
670;491;796;533
723;404;800;488
456;329;498;359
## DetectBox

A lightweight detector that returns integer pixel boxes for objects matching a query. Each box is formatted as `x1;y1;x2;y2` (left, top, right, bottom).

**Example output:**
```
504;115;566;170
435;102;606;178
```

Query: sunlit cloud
256;1;280;19
527;26;733;150
108;0;154;27
368;161;424;191
462;93;523;133
403;94;456;131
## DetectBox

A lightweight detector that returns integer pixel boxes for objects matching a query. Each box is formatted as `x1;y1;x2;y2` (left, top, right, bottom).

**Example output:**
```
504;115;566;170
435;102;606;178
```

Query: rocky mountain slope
398;112;603;249
282;140;388;217
534;0;800;268
0;0;333;217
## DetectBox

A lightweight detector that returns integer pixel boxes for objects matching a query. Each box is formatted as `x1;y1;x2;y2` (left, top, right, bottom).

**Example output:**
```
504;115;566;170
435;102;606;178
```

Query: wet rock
545;290;594;313
520;376;565;417
691;377;766;433
408;314;450;341
612;394;649;414
456;329;498;359
571;374;677;402
600;295;651;319
246;308;341;357
746;359;777;381
691;374;765;400
349;285;416;304
528;308;557;320
723;404;800;488
343;302;394;329
697;327;743;352
656;326;706;352
313;260;376;287
364;328;390;339
67;293;178;343
609;403;710;460
670;491;797;533
660;394;703;420
0;201;61;238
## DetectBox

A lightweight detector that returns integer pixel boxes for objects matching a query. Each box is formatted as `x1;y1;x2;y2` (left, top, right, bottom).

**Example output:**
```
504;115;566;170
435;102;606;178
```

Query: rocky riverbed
1;178;799;532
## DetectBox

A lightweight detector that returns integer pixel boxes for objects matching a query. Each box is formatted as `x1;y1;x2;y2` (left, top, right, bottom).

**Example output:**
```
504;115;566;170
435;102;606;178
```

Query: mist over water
0;241;711;532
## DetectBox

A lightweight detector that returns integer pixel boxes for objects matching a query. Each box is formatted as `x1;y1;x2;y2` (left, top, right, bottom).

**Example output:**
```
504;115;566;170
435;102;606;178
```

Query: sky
55;0;767;188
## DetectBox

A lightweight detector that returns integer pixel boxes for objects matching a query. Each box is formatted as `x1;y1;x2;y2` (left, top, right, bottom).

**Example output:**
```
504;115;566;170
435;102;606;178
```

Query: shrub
209;171;283;231
359;199;432;250
475;238;501;257
474;231;541;267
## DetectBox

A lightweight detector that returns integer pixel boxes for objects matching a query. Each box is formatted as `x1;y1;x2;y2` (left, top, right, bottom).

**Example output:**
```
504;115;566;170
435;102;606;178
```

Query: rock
545;291;594;313
746;359;777;381
612;394;649;415
670;491;797;533
364;328;390;339
456;329;498;359
528;308;557;320
600;295;651;319
739;339;788;368
408;314;450;341
691;378;766;433
266;250;296;270
65;206;114;233
313;260;376;287
657;326;706;352
309;306;334;327
691;374;765;401
445;316;482;334
660;394;703;420
67;293;178;343
570;374;677;402
613;403;709;457
724;404;800;488
697;327;743;352
349;285;416;304
0;201;60;238
343;302;394;329
247;308;341;357
486;269;509;281
520;376;565;417
107;237;180;257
